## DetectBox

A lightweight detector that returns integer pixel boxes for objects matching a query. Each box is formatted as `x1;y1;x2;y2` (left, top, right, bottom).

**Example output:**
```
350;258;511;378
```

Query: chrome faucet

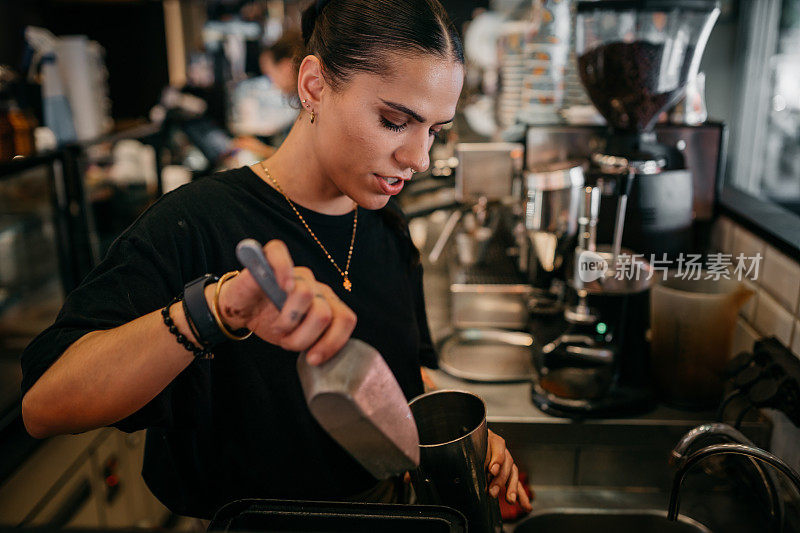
668;441;800;529
670;423;783;530
672;422;769;465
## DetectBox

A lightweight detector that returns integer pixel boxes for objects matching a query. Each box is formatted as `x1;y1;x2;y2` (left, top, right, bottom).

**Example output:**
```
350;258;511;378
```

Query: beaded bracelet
162;295;215;359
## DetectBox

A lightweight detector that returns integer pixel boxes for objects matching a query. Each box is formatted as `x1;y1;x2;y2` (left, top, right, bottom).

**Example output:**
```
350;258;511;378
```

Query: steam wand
564;186;600;324
611;168;635;267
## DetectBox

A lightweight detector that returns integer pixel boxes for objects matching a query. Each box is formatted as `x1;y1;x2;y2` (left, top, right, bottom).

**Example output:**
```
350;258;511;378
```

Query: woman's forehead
342;55;463;119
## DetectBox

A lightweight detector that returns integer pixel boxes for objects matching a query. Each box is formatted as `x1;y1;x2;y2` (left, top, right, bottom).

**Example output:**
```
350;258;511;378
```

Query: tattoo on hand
290;310;300;322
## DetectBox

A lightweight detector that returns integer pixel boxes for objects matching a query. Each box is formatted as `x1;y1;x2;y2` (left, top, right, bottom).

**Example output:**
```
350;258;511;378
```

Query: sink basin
513;509;711;533
484;420;770;533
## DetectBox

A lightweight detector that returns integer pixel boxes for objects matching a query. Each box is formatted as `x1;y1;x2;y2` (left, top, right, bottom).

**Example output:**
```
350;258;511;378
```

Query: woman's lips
374;173;405;195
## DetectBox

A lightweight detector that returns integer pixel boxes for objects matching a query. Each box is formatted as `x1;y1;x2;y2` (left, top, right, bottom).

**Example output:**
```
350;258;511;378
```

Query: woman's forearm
21;291;210;438
22;239;358;439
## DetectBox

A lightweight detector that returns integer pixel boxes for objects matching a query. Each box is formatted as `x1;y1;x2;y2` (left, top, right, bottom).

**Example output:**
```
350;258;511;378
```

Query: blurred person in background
260;30;303;99
228;31;305;159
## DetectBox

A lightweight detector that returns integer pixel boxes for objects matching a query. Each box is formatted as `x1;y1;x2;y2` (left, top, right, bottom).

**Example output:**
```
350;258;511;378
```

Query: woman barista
20;0;533;519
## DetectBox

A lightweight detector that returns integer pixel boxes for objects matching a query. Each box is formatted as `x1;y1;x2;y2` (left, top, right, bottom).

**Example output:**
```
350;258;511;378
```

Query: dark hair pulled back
300;0;464;89
300;0;463;268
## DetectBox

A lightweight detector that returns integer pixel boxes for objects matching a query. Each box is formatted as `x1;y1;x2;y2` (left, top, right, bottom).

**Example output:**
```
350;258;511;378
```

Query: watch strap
183;274;226;348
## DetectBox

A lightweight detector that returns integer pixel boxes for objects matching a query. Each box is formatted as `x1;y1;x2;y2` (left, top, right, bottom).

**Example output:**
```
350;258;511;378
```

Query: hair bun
300;3;319;45
303;0;333;44
315;0;332;14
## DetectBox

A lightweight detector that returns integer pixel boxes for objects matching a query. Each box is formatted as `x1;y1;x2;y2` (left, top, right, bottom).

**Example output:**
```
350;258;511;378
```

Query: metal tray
438;328;535;383
209;498;467;533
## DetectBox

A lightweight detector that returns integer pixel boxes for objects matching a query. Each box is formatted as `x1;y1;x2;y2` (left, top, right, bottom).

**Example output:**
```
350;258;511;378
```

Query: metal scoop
236;239;420;479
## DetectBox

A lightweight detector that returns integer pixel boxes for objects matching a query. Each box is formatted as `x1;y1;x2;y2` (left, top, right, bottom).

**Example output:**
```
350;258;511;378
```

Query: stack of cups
497;0;572;127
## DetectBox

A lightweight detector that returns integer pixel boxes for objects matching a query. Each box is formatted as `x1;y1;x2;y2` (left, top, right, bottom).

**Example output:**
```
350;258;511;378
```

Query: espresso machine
433;142;539;383
528;0;722;417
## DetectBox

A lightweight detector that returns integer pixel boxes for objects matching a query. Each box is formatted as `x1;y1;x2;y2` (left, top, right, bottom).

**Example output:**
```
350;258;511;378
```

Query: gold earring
301;99;315;123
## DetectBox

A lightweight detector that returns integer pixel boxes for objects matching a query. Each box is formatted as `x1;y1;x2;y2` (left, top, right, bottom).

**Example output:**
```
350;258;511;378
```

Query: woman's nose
394;131;431;174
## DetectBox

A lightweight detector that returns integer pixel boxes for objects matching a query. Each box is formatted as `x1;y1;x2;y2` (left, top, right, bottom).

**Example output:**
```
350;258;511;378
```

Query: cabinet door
115;431;170;527
0;430;103;526
91;430;133;527
28;461;102;528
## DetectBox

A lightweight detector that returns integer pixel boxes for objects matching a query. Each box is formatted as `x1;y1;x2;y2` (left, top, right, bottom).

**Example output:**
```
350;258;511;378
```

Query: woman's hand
486;429;533;511
215;239;357;365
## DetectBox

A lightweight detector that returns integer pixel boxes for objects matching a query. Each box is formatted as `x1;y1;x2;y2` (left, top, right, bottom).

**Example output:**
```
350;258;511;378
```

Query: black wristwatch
182;274;227;348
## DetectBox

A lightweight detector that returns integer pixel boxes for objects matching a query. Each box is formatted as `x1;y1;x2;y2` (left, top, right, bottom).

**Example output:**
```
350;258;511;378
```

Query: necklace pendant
343;277;352;292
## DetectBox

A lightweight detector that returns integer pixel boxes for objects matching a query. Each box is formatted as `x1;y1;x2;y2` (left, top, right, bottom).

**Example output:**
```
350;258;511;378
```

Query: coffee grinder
575;0;720;257
531;185;656;418
530;1;721;417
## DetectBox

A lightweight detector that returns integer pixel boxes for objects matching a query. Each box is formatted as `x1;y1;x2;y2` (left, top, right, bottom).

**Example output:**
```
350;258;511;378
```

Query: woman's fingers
271;268;316;335
278;290;333;353
505;464;519;503
484;429;533;512
486;430;506;475
263;239;297;294
267;271;356;362
232;240;358;359
490;449;513;497
305;286;357;365
222;239;297;328
517;480;533;511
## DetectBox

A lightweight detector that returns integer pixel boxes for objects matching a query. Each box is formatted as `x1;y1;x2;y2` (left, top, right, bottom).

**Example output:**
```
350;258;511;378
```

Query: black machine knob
748;377;784;406
724;351;754;377
734;363;764;390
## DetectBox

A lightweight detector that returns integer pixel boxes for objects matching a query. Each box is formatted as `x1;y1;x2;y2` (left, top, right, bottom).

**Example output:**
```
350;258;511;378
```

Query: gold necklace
260;162;357;292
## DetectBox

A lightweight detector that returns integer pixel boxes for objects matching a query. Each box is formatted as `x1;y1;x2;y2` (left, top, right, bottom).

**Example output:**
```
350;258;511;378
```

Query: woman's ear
297;55;325;108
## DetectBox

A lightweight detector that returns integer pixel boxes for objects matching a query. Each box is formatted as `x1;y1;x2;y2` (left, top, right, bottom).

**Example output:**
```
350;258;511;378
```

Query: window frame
722;0;800;261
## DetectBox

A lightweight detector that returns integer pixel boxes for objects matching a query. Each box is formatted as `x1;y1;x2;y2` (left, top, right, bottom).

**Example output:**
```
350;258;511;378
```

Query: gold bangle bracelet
211;270;253;341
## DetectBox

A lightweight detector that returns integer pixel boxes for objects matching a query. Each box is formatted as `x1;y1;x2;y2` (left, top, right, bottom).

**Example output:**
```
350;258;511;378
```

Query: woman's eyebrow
380;99;455;125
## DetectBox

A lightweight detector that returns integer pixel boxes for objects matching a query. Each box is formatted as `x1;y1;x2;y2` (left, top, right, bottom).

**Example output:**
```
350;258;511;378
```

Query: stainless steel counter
426;368;716;427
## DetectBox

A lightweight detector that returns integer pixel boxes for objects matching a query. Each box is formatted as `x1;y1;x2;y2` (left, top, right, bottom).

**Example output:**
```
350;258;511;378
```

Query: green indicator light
596;322;608;335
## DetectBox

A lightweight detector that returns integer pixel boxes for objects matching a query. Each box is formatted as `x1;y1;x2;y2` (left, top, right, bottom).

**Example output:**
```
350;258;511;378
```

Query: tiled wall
710;215;800;471
711;216;800;360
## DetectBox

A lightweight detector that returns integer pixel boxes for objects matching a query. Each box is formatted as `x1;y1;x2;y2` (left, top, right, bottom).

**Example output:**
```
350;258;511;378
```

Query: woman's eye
430;128;442;139
381;117;406;132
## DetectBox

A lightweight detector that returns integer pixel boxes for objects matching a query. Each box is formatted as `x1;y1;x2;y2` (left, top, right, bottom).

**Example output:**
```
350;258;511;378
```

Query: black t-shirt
20;166;437;519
